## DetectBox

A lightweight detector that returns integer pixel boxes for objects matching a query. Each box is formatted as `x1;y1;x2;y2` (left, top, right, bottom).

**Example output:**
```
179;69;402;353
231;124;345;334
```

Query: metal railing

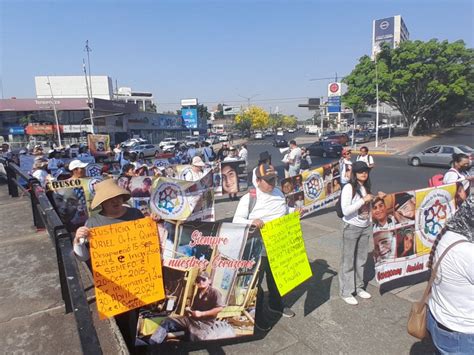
0;157;102;355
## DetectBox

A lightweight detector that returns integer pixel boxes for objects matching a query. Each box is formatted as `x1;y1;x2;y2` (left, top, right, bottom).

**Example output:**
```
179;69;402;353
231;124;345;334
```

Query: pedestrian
120;163;136;178
186;144;197;161
183;156;206;182
300;147;312;172
339;148;352;185
223;147;239;162
339;161;385;305
356;146;374;169
287;140;302;177
426;195;474;354
31;157;51;187
113;143;122;161
68;160;88;179
233;163;300;331
443;153;471;189
217;143;229;161
239;144;248;166
47;149;64;176
202;142;215;163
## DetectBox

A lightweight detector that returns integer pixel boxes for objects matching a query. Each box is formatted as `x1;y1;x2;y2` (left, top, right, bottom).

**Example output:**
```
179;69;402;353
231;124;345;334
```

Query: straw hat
90;179;131;210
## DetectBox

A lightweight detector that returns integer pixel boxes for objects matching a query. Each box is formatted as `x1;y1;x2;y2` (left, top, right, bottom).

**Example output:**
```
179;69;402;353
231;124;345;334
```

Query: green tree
343;40;473;136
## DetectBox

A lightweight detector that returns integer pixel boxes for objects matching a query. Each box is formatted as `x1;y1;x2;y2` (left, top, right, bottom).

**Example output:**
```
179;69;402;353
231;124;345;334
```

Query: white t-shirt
183;169;204;182
428;231;474;333
341;183;370;228
443;168;470;191
356;154;374;167
32;169;49;187
223;155;239;162
239;148;248;165
288;147;302;168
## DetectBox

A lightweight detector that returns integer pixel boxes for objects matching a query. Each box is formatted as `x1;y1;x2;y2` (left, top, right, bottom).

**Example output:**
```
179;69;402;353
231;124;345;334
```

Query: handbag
407;239;468;339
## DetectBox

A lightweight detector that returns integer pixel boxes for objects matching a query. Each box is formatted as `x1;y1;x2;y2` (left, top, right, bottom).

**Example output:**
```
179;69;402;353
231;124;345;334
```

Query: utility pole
375;57;380;148
46;76;62;147
84;40;95;133
238;94;259;108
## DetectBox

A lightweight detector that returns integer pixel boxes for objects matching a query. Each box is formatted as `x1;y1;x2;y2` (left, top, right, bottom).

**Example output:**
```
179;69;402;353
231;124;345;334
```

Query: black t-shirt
191;286;224;320
85;207;144;228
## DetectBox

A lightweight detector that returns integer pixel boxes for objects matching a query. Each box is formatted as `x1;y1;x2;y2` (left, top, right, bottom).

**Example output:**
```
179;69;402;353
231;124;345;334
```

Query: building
372;15;409;59
35;76;113;100
114;87;155;112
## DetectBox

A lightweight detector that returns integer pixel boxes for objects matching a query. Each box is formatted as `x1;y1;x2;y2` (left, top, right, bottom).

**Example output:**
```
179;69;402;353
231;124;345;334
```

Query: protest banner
372;183;457;284
89;217;165;319
88;134;111;157
281;161;341;216
260;212;312;296
135;221;262;346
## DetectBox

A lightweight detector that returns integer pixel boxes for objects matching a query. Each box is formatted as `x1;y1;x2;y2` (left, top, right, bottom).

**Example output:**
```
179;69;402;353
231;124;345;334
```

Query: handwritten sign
260;212;312;296
89;217;165;319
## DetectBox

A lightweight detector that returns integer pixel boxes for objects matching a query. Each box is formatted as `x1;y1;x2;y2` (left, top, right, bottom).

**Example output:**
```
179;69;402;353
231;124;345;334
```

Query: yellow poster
89;217;165;319
88;134;111;157
260;212;312;296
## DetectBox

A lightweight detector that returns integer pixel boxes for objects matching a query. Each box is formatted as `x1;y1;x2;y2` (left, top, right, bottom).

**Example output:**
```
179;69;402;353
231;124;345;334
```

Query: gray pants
338;222;372;297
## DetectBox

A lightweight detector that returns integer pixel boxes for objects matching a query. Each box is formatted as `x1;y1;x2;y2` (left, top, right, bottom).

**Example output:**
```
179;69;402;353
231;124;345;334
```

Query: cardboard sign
89;217;165;319
261;212;312;296
88;134;111;157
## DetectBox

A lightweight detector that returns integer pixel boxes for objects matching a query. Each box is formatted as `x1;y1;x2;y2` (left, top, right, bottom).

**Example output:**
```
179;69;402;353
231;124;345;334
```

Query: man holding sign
233;164;302;331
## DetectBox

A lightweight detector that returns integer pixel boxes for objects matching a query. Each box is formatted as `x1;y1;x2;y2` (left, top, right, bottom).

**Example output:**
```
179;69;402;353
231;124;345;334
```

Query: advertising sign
327;82;341;97
373;17;395;55
181;108;198;129
9;126;25;135
180;98;198;106
63;124;93;133
223;105;241;116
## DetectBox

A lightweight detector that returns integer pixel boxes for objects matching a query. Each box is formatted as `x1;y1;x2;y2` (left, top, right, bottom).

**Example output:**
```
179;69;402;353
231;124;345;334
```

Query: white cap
69;159;88;171
192;156;205;167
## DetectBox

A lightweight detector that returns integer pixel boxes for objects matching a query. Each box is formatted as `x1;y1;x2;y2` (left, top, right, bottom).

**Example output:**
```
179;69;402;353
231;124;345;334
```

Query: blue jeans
427;310;474;354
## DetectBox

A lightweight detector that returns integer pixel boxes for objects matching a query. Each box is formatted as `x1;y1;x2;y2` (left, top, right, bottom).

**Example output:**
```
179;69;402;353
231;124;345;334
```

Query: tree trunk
408;117;421;136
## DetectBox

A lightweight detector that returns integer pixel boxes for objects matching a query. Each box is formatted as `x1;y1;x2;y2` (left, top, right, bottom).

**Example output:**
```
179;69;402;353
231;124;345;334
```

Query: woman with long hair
339;161;385;305
426;195;474;354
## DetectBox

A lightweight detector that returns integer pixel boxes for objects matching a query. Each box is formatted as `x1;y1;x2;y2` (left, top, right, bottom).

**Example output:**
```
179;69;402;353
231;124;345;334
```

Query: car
354;131;371;143
273;137;288;147
185;136;201;147
218;134;229;142
129;144;159;158
325;134;349;146
264;130;273;137
287;128;296;133
320;131;337;140
205;136;219;145
254;131;264;140
276;130;284;137
159;137;178;148
407;145;474;167
307;141;343;157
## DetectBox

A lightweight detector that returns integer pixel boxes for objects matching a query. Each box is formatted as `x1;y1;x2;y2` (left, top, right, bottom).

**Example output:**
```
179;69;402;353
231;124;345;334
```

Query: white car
205;136;219;145
186;136;200;147
276;130;284;136
254;132;263;140
218;134;229;142
159;137;178;148
288;128;296;133
129;144;159;158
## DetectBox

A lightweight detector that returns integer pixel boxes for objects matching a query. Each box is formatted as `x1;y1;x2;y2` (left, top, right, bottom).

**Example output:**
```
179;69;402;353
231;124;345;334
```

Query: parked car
129;144;159;158
205;135;219;145
287;128;296;133
354;131;371;143
276;130;284;137
218;134;229;142
307;141;343;158
407;145;474;167
185;136;201;147
273;137;288;148
325;134;349;146
320;131;337;140
159;137;178;148
264;130;273;137
254;131;264;140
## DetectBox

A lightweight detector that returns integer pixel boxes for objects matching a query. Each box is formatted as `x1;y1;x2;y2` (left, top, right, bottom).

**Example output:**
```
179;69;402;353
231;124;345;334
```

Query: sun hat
352;161;370;173
192;156;206;167
68;159;88;171
90;179;131;210
256;163;277;181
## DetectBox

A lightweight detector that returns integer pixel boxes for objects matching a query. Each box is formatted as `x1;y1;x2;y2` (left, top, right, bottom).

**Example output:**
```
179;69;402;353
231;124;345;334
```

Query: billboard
223;105;241;116
373;16;395;57
181;98;198;106
182;108;198;129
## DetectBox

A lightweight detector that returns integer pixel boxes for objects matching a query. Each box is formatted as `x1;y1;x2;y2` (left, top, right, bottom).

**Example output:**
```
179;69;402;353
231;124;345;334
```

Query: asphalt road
244;126;473;194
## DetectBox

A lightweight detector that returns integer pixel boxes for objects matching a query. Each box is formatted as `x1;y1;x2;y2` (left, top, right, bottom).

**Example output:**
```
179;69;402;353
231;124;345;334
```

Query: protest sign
89;217;165;319
260;212;312;296
373;183;457;284
135;221;262;346
88;134;111;157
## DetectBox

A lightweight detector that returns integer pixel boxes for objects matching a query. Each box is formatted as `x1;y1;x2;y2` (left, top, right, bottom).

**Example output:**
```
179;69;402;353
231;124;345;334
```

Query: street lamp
238;93;260;107
46;76;62;147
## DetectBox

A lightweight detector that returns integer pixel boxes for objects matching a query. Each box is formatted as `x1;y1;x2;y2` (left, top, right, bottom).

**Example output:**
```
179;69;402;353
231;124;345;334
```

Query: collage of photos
135;221;263;347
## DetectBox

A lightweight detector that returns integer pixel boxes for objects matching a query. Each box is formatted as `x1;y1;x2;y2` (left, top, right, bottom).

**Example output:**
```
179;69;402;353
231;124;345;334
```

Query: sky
1;0;472;119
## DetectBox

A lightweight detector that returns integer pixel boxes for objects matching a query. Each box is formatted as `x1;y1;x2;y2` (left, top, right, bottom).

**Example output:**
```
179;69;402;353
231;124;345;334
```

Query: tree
235;106;269;133
343;40;473;136
282;115;297;128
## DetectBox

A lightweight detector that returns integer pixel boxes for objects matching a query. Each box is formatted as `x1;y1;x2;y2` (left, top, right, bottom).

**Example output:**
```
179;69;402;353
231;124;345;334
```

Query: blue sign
328;106;341;113
9;126;25;135
328;97;341;104
181;108;198;129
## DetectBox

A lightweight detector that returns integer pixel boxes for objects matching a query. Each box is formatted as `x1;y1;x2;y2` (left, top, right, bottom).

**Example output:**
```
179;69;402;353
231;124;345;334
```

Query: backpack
248;188;257;217
428;174;444;187
335;184;361;218
300;157;309;170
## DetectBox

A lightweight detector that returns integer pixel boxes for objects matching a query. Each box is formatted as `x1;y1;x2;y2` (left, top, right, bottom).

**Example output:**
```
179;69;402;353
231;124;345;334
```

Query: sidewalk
0;183;127;354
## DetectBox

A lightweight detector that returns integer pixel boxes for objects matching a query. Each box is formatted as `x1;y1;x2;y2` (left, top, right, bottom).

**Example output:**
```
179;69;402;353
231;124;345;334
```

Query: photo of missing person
221;162;239;194
96;141;106;152
373;231;397;263
287;191;304;208
396;227;415;258
322;165;333;183
281;177;295;195
372;195;396;232
133;198;151;216
331;178;341;193
116;176;131;192
51;188;89;231
130;177;153;198
393;191;416;225
293;175;303;192
331;164;340;179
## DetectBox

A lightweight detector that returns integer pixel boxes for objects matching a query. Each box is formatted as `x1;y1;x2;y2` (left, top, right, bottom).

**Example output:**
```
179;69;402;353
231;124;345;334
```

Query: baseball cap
342;148;352;156
256;163;277;181
196;271;210;281
192;156;206;167
258;151;271;163
352;161;370;173
68;159;88;171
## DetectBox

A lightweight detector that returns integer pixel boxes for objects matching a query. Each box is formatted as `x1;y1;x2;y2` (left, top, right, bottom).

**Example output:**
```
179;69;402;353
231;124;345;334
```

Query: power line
156;96;309;106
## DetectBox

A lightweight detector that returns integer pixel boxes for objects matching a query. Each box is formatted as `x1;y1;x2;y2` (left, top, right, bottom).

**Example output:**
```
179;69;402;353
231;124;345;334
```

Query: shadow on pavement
409;336;437;354
379;271;429;296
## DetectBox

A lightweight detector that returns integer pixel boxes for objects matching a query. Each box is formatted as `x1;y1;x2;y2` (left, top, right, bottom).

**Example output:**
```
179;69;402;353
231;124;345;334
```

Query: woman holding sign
73;179;160;348
339;161;386;306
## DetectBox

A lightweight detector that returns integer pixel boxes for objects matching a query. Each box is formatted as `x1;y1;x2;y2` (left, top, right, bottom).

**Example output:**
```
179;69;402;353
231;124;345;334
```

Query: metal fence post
6;163;19;197
55;228;73;313
29;179;46;229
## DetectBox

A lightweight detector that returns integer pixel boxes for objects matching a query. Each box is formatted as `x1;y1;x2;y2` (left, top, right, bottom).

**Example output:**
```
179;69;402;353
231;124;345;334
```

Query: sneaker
268;306;296;318
254;322;272;332
342;296;359;305
357;290;372;299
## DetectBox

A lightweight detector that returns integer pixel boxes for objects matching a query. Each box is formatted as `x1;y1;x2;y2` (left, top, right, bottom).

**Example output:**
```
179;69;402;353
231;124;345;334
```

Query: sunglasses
196;277;208;283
